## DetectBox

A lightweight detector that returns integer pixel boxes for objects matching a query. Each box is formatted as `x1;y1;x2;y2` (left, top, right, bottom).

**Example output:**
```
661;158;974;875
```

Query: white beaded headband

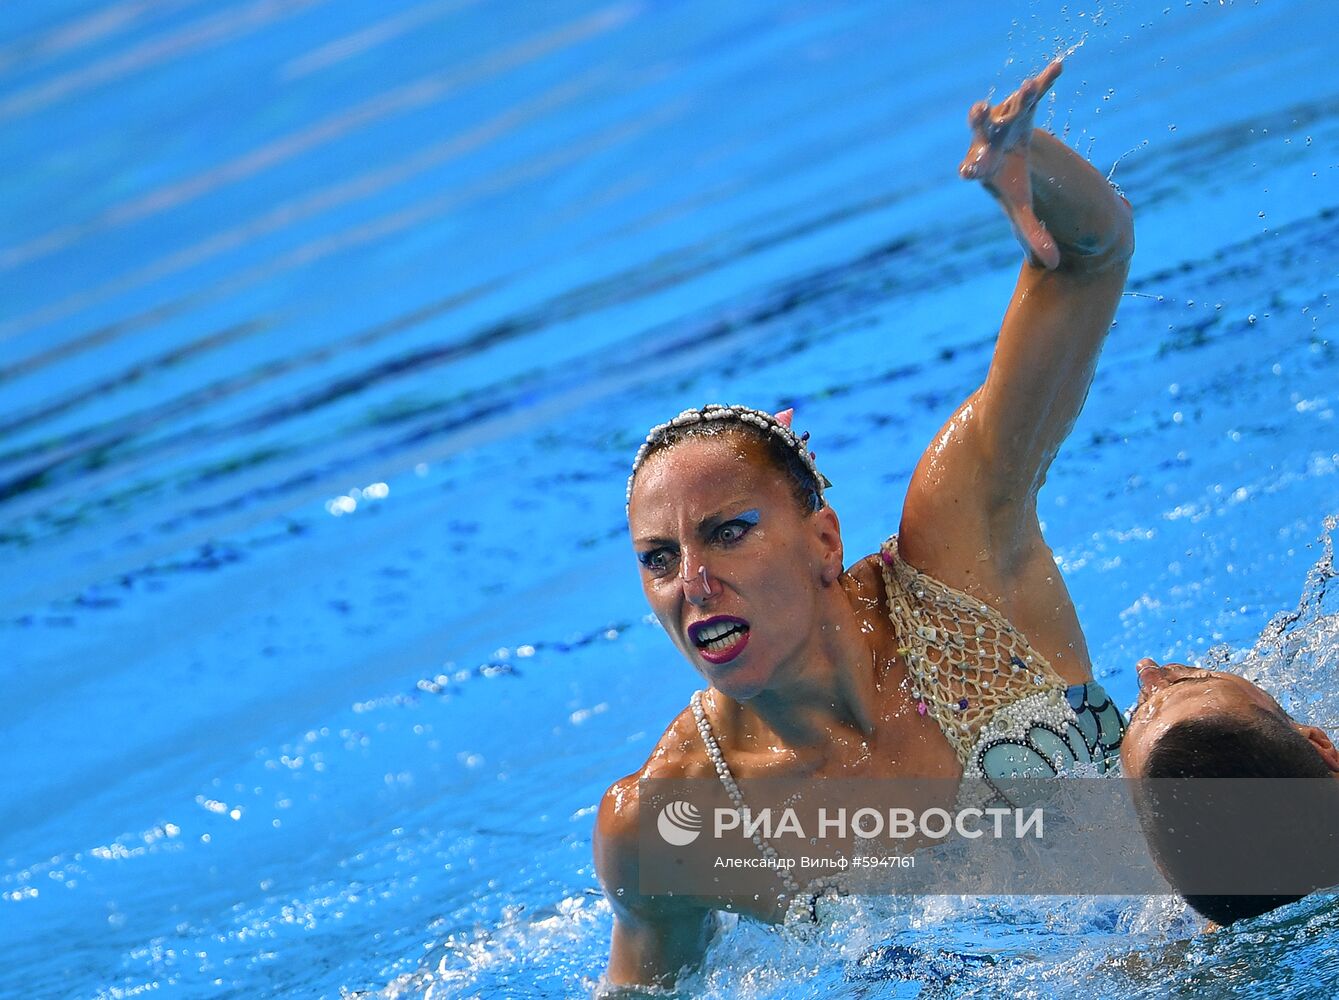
625;403;830;513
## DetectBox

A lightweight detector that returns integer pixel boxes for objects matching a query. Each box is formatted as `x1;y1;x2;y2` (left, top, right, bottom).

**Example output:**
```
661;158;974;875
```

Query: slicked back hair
632;420;826;517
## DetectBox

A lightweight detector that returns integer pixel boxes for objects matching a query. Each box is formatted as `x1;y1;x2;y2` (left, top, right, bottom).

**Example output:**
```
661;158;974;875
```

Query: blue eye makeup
714;509;760;544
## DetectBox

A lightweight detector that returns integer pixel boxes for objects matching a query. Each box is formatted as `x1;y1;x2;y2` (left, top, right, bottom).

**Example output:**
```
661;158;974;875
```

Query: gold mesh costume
691;534;1127;922
877;534;1086;779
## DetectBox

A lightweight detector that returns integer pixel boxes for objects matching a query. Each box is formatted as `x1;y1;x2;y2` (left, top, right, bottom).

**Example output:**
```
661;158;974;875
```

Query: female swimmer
596;59;1134;988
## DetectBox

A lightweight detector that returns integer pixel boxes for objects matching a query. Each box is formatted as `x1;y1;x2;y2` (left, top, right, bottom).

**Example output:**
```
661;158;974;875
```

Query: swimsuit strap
878;534;1071;770
690;690;821;922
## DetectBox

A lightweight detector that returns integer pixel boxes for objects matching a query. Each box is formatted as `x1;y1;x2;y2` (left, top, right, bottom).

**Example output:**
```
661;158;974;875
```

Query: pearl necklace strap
690;690;813;917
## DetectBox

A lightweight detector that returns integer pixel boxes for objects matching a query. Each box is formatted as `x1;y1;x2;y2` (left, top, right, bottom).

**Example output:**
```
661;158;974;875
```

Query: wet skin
596;58;1135;989
628;434;845;704
1120;658;1339;778
626;432;962;765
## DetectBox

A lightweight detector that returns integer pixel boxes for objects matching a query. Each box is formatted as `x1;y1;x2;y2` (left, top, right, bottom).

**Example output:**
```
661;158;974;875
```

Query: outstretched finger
993;80;1033;127
968;99;990;131
1034;59;1063;100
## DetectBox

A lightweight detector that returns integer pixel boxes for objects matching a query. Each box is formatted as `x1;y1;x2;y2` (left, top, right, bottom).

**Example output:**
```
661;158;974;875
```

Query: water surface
2;1;1337;997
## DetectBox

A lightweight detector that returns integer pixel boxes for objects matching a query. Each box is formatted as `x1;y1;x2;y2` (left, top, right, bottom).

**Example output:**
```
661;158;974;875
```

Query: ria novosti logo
657;801;703;846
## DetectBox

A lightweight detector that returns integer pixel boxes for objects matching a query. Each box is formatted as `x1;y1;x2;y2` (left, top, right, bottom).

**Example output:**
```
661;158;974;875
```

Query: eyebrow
1258;690;1291;718
1156;674;1219;698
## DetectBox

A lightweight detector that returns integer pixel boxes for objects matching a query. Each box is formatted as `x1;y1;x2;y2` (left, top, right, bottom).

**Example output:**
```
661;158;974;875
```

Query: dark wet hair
626;405;827;516
1143;708;1331;781
1139;707;1334;926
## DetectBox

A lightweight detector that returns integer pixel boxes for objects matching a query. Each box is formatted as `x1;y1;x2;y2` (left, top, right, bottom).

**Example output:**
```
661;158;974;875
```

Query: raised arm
959;61;1133;502
899;61;1133;678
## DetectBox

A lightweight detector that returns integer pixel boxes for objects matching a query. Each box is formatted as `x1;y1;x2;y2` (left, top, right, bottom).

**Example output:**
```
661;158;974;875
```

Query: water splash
1212;515;1339;727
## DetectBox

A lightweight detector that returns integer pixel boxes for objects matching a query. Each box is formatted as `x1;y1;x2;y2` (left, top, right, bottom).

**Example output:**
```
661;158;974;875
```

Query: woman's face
626;433;840;700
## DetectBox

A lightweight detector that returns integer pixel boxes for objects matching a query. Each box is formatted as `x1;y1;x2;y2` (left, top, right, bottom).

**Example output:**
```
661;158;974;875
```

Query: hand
959;60;1064;270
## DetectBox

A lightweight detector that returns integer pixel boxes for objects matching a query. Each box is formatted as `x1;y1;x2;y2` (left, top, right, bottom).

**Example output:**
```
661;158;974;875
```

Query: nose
679;557;718;606
1135;658;1164;687
1135;658;1190;692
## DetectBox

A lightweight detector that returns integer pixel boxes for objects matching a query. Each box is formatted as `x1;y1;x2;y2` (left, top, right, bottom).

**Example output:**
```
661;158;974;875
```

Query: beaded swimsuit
690;534;1126;923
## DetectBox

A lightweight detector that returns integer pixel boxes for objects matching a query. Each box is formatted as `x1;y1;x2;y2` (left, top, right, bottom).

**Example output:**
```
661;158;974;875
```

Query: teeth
697;620;742;642
696;621;746;650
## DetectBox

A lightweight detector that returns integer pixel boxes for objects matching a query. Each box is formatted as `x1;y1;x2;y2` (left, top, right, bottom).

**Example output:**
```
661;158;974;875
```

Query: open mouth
688;616;751;664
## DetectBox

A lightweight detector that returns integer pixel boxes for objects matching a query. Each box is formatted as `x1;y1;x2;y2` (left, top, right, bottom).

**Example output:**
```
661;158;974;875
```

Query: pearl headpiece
625;403;830;514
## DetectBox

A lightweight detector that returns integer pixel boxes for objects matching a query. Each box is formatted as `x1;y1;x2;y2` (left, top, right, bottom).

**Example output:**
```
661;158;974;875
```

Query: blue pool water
2;1;1337;996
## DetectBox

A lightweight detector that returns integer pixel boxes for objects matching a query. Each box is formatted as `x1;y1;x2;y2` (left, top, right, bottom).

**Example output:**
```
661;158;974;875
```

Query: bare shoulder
594;703;713;914
593;704;721;986
593;770;644;909
838;550;898;622
842;550;889;594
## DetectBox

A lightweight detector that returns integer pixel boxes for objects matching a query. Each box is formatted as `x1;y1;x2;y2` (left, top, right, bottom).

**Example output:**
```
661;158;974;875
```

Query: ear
1295;724;1339;773
811;506;844;585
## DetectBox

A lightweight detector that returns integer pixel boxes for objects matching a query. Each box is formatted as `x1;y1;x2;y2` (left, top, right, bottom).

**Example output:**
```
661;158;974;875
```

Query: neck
724;589;877;750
